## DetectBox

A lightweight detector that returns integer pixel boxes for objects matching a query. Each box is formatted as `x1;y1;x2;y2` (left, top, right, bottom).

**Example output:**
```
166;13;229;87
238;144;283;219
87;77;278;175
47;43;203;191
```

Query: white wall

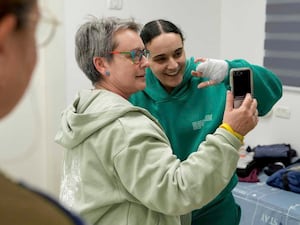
220;0;266;64
0;0;299;197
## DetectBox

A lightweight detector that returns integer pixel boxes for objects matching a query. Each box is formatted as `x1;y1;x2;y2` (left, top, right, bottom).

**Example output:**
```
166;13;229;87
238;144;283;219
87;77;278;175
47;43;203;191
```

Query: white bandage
196;59;228;83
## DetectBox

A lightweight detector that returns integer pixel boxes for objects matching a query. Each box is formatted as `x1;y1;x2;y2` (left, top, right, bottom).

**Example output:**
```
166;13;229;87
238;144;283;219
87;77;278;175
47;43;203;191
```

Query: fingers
241;94;259;124
191;57;208;77
222;92;259;136
225;91;234;112
197;80;217;88
194;57;207;63
193;57;227;86
191;70;203;77
252;102;259;124
242;94;257;111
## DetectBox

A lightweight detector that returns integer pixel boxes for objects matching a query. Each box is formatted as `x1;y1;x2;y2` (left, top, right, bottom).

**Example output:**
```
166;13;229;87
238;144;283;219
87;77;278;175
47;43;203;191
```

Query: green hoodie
55;89;243;225
130;58;282;225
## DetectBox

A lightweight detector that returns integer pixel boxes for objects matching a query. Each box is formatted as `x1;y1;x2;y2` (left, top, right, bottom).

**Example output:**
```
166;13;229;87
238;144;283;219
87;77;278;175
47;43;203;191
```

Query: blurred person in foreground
0;0;86;224
55;16;259;225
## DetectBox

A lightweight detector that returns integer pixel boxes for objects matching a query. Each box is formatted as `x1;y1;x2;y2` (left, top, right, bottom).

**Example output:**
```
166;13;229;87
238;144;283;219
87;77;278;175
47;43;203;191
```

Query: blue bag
266;162;300;193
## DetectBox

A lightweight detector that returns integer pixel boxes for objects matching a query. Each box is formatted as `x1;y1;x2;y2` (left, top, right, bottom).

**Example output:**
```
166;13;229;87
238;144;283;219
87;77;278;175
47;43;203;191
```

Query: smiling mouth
164;68;181;76
165;72;179;76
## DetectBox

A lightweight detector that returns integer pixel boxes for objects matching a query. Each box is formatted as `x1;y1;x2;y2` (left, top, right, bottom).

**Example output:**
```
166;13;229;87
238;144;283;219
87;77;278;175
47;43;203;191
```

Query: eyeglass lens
130;49;150;63
36;8;59;47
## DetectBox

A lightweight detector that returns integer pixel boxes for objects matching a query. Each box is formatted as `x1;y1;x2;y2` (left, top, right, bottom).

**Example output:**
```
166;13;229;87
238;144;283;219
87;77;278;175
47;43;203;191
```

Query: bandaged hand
192;58;228;88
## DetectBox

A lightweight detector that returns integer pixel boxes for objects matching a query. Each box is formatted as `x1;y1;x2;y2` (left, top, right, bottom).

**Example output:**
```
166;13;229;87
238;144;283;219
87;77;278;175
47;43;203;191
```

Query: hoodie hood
55;89;146;149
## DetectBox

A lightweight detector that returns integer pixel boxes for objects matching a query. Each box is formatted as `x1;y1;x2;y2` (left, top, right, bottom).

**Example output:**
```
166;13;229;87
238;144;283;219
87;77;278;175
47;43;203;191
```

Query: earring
105;71;110;76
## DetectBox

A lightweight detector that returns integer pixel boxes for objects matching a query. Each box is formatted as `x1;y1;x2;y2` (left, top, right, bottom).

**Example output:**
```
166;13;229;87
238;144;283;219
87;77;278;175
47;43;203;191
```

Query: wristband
219;123;244;143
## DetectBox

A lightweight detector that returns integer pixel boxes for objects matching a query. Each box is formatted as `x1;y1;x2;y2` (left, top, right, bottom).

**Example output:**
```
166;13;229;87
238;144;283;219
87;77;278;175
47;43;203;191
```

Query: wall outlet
274;106;291;119
107;0;123;10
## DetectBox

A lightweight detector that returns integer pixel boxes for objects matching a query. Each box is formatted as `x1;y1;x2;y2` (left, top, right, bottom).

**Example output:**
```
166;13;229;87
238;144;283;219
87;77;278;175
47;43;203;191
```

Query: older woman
55;16;258;225
0;1;85;224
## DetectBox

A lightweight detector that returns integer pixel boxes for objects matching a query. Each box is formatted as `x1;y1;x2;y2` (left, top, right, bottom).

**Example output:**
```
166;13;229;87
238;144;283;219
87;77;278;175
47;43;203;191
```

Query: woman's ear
93;56;108;76
0;14;17;53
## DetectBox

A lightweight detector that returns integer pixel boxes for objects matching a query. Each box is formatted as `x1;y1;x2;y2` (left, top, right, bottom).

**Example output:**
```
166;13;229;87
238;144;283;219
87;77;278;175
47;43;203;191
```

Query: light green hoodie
55;89;242;225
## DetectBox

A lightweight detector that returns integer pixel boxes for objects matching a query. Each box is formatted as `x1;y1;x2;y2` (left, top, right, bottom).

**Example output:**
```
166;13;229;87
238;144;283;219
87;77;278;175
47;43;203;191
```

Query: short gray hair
75;16;142;84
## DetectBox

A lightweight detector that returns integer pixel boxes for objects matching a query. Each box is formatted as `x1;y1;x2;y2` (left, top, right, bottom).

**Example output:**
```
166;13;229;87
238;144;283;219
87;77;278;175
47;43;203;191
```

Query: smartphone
230;67;253;108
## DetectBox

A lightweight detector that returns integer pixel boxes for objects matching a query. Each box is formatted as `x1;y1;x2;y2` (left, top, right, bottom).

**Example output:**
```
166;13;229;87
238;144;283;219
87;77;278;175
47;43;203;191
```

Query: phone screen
232;69;252;97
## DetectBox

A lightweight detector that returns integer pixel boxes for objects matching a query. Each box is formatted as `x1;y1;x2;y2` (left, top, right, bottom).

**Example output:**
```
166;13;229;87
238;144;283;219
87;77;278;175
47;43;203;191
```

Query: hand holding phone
229;67;253;108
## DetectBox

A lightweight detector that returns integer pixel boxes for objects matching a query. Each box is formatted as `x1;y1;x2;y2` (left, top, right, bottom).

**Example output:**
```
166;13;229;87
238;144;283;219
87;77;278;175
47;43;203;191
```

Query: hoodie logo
192;114;212;130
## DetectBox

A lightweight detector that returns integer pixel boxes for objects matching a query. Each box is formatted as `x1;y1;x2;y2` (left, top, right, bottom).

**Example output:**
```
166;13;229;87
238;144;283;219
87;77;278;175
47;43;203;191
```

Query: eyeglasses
110;49;150;64
36;7;60;47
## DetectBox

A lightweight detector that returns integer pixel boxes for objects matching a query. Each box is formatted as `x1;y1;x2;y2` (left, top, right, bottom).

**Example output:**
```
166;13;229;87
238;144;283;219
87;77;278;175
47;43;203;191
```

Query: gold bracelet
219;123;244;143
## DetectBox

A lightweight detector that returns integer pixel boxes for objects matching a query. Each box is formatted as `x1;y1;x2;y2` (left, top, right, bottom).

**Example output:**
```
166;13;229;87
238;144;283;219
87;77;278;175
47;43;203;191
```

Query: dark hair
0;0;36;30
140;19;185;45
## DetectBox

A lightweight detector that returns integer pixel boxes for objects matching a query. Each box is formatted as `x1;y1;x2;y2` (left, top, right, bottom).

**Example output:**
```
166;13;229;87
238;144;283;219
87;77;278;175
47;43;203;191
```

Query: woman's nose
167;57;178;69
